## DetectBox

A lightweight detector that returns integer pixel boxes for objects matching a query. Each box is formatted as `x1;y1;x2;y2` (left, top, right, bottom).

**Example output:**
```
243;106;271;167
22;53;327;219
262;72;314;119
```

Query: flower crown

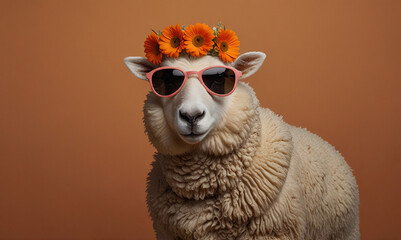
144;23;240;64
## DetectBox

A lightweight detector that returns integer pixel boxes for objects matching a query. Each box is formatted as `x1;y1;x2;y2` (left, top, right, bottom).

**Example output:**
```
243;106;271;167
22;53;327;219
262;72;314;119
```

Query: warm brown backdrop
1;1;400;239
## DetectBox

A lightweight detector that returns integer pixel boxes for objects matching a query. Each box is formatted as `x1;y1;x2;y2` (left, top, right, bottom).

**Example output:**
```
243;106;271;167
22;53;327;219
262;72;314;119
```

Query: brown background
1;1;400;239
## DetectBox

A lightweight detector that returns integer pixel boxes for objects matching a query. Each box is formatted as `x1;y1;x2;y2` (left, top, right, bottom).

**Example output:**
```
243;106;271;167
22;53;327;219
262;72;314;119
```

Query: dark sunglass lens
151;69;185;96
202;67;236;95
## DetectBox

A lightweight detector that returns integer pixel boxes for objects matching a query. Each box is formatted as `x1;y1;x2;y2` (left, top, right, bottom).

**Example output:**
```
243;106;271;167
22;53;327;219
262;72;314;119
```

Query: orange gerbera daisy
144;32;162;64
216;29;240;62
159;24;184;58
183;23;214;57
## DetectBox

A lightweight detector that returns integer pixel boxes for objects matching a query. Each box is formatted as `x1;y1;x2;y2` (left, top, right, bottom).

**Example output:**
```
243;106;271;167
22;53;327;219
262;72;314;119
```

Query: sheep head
124;52;266;155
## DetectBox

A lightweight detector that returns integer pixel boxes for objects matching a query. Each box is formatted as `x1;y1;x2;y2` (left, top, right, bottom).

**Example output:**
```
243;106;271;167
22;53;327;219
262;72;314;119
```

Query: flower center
192;35;205;47
220;41;229;52
170;36;180;48
154;43;160;54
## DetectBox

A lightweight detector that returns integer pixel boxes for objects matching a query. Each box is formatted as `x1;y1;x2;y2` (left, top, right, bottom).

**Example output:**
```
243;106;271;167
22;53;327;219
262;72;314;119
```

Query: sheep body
145;82;359;239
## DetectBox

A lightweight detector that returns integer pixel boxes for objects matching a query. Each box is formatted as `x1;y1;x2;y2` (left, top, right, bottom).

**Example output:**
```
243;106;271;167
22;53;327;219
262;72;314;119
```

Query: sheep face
124;52;266;155
158;56;229;144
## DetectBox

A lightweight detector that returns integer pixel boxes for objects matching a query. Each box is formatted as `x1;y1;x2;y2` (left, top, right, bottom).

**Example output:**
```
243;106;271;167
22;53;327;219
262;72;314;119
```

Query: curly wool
144;82;359;239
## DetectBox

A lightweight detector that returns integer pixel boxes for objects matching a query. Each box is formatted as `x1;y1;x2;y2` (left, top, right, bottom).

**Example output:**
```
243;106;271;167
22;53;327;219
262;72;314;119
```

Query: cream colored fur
126;53;360;239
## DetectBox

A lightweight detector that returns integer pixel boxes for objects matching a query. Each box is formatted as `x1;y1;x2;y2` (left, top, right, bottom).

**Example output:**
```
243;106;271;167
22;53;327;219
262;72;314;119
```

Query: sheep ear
233;52;266;79
124;57;157;80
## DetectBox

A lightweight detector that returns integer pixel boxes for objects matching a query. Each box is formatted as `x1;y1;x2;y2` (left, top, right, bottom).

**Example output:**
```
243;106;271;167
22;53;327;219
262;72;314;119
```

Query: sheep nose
179;110;205;125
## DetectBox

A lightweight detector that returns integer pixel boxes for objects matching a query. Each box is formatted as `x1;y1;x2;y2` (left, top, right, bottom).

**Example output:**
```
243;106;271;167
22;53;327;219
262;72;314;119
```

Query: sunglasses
146;66;242;97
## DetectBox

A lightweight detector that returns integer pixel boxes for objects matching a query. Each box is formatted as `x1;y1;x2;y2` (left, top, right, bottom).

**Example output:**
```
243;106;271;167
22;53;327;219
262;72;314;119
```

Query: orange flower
216;29;240;62
159;24;184;58
144;32;163;64
183;23;214;57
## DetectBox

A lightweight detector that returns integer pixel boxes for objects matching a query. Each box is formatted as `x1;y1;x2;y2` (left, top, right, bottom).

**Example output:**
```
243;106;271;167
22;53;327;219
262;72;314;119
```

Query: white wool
125;53;359;239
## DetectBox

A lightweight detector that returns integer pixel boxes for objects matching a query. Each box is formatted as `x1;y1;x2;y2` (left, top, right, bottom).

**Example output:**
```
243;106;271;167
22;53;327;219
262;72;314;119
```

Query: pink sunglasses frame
145;65;242;98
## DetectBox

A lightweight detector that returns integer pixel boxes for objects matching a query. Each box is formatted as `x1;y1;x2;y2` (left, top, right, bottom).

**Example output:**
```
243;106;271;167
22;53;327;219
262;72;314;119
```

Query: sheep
124;52;360;240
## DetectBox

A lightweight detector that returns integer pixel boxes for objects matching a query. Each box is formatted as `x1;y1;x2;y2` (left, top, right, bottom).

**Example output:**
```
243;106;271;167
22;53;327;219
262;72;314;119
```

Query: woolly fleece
144;82;360;239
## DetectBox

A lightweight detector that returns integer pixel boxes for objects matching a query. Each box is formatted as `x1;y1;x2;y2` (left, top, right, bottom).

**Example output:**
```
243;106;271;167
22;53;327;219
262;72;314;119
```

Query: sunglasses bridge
185;70;239;81
186;71;202;78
